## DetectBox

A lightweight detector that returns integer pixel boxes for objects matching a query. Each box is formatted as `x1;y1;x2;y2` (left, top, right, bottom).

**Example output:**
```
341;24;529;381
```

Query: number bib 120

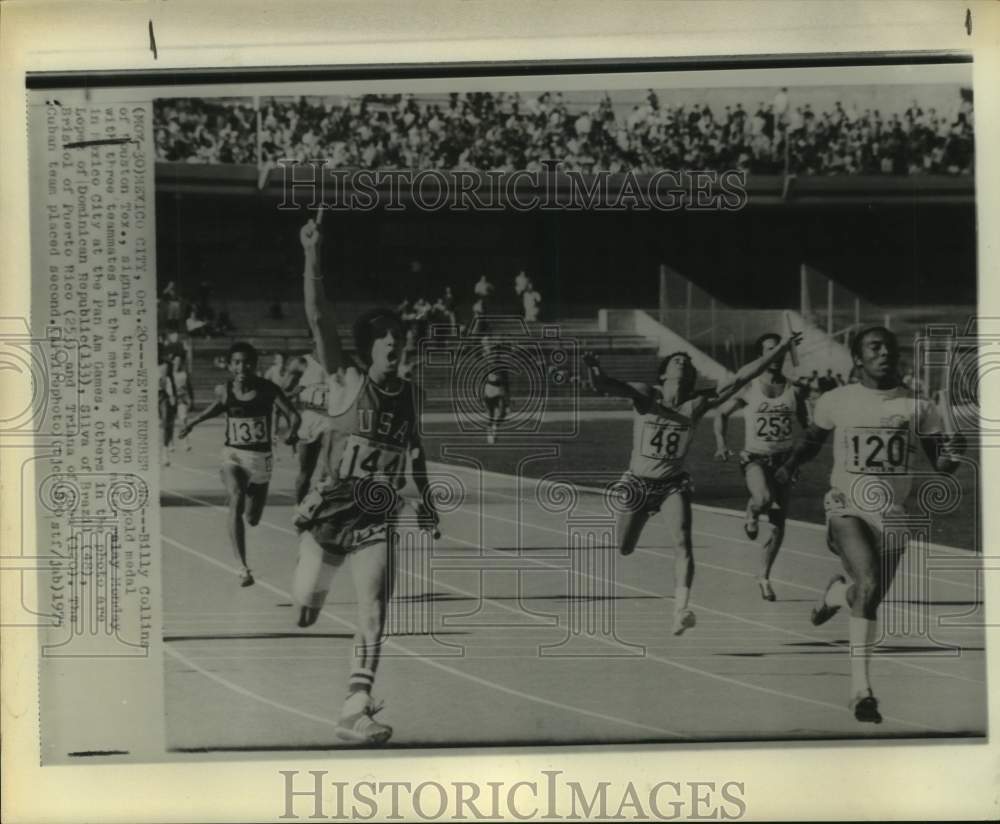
845;426;911;474
641;422;690;462
338;434;406;482
227;416;269;446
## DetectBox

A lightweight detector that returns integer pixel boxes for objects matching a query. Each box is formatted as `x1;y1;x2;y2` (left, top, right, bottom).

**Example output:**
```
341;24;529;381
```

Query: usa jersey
223;378;277;453
628;391;703;480
314;367;418;501
743;379;797;455
812;384;943;513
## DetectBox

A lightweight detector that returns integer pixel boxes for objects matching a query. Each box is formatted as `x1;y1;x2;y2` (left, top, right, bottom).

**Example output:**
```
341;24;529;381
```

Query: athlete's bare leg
660;489;696;634
824;515;888;721
160;398;176;464
757;474;792;599
744;462;772;520
336;537;395;744
246;482;269;526
220;462;253;585
176;403;191;451
742;461;772;540
295;440;321;505
615;507;652;557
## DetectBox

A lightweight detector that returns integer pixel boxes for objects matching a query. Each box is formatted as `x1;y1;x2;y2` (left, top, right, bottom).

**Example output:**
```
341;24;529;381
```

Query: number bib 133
845;426;911;474
338;434;406;482
227;416;269;446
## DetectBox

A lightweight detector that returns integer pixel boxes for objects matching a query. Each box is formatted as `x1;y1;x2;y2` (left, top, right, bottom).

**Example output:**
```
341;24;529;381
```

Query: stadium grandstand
155;86;975;176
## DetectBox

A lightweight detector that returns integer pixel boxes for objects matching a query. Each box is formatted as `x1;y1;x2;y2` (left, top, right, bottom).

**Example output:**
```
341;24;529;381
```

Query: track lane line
163;482;949;733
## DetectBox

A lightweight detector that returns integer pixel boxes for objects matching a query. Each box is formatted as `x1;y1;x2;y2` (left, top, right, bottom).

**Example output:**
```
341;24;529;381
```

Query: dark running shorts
294;480;403;554
738;450;797;485
612;470;694;516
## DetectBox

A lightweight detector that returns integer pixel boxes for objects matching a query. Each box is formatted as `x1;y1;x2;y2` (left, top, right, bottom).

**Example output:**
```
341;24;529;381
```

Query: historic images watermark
276;160;748;213
279;769;748;821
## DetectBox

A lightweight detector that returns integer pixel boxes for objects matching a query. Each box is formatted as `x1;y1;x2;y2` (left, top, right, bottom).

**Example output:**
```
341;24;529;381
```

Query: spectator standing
474;274;495;317
163;281;184;324
474;275;495;300
514;270;530;298
773;88;789;125
523;283;542;322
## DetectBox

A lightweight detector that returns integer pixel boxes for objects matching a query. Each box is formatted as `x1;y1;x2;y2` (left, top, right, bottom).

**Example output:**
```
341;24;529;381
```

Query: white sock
827;579;849;608
849;617;877;697
341;690;371;718
674;585;691;612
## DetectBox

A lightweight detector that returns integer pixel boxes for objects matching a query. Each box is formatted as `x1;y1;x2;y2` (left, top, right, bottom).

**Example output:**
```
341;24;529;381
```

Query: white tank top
743;379;797;455
813;384;943;512
628;392;703;480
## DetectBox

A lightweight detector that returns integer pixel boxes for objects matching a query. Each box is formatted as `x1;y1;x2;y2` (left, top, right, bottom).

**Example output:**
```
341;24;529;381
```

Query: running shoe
336;698;393;745
810;575;846;625
758;578;776;601
671;609;697;636
850;690;883;724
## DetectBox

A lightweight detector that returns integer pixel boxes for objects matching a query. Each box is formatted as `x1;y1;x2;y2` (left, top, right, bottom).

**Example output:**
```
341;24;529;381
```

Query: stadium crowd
154;90;975;176
155;98;258;164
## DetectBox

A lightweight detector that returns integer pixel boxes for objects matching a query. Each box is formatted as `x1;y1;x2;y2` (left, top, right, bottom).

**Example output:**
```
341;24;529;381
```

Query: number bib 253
641;422;690;461
846;427;911;474
338;434;406;482
752;413;793;442
227;416;269;446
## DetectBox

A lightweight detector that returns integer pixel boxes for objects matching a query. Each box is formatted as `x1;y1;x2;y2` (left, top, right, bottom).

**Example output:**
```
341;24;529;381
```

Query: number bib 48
338;434;406;482
227;416;269;446
845;426;911;474
641;422;691;461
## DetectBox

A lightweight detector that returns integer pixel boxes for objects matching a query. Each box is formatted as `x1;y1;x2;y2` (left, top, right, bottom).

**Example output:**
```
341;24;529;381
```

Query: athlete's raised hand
300;217;321;252
779;331;804;354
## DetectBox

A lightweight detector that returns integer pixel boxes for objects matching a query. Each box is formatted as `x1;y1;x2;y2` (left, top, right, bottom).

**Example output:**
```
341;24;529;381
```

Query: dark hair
850;326;898;362
353;308;404;366
658;351;697;395
754;332;782;356
227;341;259;367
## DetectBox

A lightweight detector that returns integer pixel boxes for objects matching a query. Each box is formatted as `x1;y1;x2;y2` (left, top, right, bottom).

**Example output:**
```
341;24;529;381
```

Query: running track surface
161;421;986;753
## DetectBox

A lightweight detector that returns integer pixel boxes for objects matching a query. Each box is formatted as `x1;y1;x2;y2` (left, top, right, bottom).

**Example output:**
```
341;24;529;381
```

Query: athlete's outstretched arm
713;394;746;460
282;357;308;399
272;387;302;446
409;447;440;531
407;391;440;533
300;217;344;374
708;333;802;409
582;352;691;424
794;385;811;429
774;423;830;484
178;385;226;439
